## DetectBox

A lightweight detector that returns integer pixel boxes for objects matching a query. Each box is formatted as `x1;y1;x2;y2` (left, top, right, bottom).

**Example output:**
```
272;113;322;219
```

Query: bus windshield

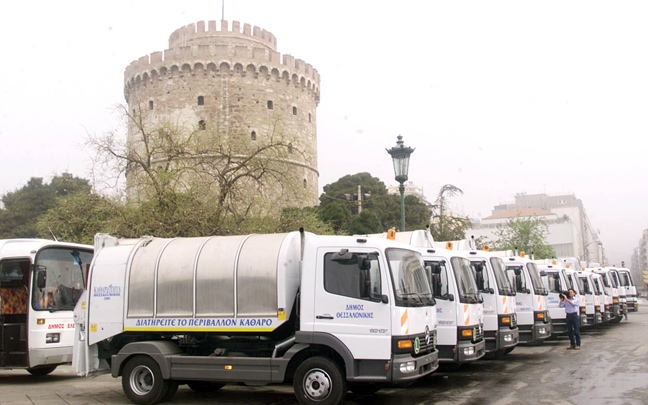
32;247;93;311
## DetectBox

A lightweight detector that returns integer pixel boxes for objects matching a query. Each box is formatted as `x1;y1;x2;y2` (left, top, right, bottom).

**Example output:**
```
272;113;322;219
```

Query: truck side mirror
381;294;389;304
446;293;455;302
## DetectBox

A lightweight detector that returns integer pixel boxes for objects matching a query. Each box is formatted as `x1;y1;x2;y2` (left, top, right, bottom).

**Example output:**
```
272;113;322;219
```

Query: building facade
123;20;320;210
467;193;604;264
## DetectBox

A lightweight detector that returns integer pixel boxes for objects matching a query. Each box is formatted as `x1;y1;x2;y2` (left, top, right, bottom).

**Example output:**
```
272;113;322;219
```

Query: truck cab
539;264;570;335
590;271;613;323
466;250;518;358
608;267;628;318
418;247;485;365
594;267;623;323
503;255;552;343
617;268;638;312
563;268;588;327
575;270;602;326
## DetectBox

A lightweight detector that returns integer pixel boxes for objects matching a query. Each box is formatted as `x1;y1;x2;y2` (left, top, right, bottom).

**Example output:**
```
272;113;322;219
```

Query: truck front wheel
294;356;347;405
122;355;174;405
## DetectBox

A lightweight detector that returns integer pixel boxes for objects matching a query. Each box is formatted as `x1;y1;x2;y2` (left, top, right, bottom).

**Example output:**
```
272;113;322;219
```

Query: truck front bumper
391;350;438;381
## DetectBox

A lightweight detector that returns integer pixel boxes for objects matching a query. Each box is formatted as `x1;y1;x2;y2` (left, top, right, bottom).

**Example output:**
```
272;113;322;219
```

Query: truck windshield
592;278;602;295
619;272;633;287
609;271;621;288
490;257;515;296
541;271;563;294
386;249;434;307
597;273;609;287
526;263;547;295
450;257;481;304
577;276;591;294
32;247;93;311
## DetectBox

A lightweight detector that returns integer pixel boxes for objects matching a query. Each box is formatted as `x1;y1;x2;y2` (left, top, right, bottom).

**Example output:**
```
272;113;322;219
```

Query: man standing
559;288;581;350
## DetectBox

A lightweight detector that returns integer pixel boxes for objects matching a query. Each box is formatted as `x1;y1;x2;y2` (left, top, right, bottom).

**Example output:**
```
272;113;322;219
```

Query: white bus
0;239;92;375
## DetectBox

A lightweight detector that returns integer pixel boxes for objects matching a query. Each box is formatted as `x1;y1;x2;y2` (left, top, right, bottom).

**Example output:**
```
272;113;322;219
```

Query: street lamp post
387;135;415;232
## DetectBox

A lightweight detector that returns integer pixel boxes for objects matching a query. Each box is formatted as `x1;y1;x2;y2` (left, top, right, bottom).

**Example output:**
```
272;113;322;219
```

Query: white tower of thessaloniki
123;20;320;210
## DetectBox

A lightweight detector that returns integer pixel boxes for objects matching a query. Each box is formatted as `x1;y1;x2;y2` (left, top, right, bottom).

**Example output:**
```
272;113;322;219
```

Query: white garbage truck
73;231;439;405
501;254;552;343
617;267;638;312
419;247;485;365
463;249;518;358
367;231;486;365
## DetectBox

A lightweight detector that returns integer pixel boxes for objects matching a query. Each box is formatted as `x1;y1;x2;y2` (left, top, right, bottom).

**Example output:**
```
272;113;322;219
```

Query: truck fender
111;341;182;379
295;331;355;377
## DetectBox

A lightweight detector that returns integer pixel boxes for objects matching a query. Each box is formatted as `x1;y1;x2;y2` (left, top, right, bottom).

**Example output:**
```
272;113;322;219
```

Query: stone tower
123;20;320;210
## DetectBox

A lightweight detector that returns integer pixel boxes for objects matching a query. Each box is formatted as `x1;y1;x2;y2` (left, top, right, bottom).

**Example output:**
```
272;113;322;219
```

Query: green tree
430;184;469;241
491;214;556;259
87;105;310;236
37;191;119;245
0;174;90;238
274;207;335;235
318;172;432;234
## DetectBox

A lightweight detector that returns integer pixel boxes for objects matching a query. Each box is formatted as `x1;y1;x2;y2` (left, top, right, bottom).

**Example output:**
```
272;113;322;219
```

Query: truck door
313;250;391;360
426;260;456;346
0;259;30;368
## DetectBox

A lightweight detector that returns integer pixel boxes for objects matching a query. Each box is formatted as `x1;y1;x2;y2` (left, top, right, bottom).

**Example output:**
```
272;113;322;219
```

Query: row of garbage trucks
0;230;638;405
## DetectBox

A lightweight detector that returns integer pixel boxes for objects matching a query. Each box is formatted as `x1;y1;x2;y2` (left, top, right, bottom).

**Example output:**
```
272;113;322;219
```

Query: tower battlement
124;20;320;209
125;20;319;93
169;20;277;51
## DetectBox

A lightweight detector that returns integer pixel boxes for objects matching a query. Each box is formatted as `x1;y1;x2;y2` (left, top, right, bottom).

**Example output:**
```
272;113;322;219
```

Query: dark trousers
566;312;581;347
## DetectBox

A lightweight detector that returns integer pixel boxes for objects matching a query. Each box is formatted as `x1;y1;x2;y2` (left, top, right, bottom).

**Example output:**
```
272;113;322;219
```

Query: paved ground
1;300;646;404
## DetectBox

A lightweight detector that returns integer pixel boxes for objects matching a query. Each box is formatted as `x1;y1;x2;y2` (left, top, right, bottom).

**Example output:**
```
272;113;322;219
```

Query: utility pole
358;185;362;214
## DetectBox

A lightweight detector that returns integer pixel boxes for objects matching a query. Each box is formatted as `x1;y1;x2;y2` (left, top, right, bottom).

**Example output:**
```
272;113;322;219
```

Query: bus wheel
27;365;57;376
122;355;173;405
294;356;347;405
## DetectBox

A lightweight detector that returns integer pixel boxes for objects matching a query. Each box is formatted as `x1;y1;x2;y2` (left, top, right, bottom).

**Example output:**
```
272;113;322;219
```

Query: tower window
198;96;204;106
309;113;312;123
293;106;297;115
288;143;293;154
251;131;257;140
198;120;206;130
267;100;273;110
303;179;307;188
149;101;154;110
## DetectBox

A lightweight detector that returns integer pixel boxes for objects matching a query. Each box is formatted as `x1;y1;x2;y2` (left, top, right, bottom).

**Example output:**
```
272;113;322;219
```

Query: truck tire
27;365;57;376
187;381;226;392
294;356;347;405
122;355;174;405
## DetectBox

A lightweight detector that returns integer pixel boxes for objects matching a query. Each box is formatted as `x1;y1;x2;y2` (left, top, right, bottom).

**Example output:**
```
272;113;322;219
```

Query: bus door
0;259;30;367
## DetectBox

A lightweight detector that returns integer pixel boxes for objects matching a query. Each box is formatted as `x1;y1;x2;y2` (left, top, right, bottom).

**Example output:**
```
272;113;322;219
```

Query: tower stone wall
124;20;320;208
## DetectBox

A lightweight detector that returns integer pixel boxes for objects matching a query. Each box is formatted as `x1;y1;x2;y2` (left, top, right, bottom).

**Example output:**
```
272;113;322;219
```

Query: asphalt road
2;300;647;405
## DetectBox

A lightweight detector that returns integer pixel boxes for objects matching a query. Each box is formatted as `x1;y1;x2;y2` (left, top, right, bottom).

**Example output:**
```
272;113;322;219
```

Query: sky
1;1;647;266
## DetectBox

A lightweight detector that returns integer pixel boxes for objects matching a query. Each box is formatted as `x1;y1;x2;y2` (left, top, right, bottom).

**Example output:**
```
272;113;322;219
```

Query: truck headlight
537;327;547;335
462;346;475;356
46;333;60;344
399;361;416;373
503;333;514;343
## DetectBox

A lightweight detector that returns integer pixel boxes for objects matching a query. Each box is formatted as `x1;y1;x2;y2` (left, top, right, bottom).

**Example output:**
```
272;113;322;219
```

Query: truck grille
473;324;484;343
